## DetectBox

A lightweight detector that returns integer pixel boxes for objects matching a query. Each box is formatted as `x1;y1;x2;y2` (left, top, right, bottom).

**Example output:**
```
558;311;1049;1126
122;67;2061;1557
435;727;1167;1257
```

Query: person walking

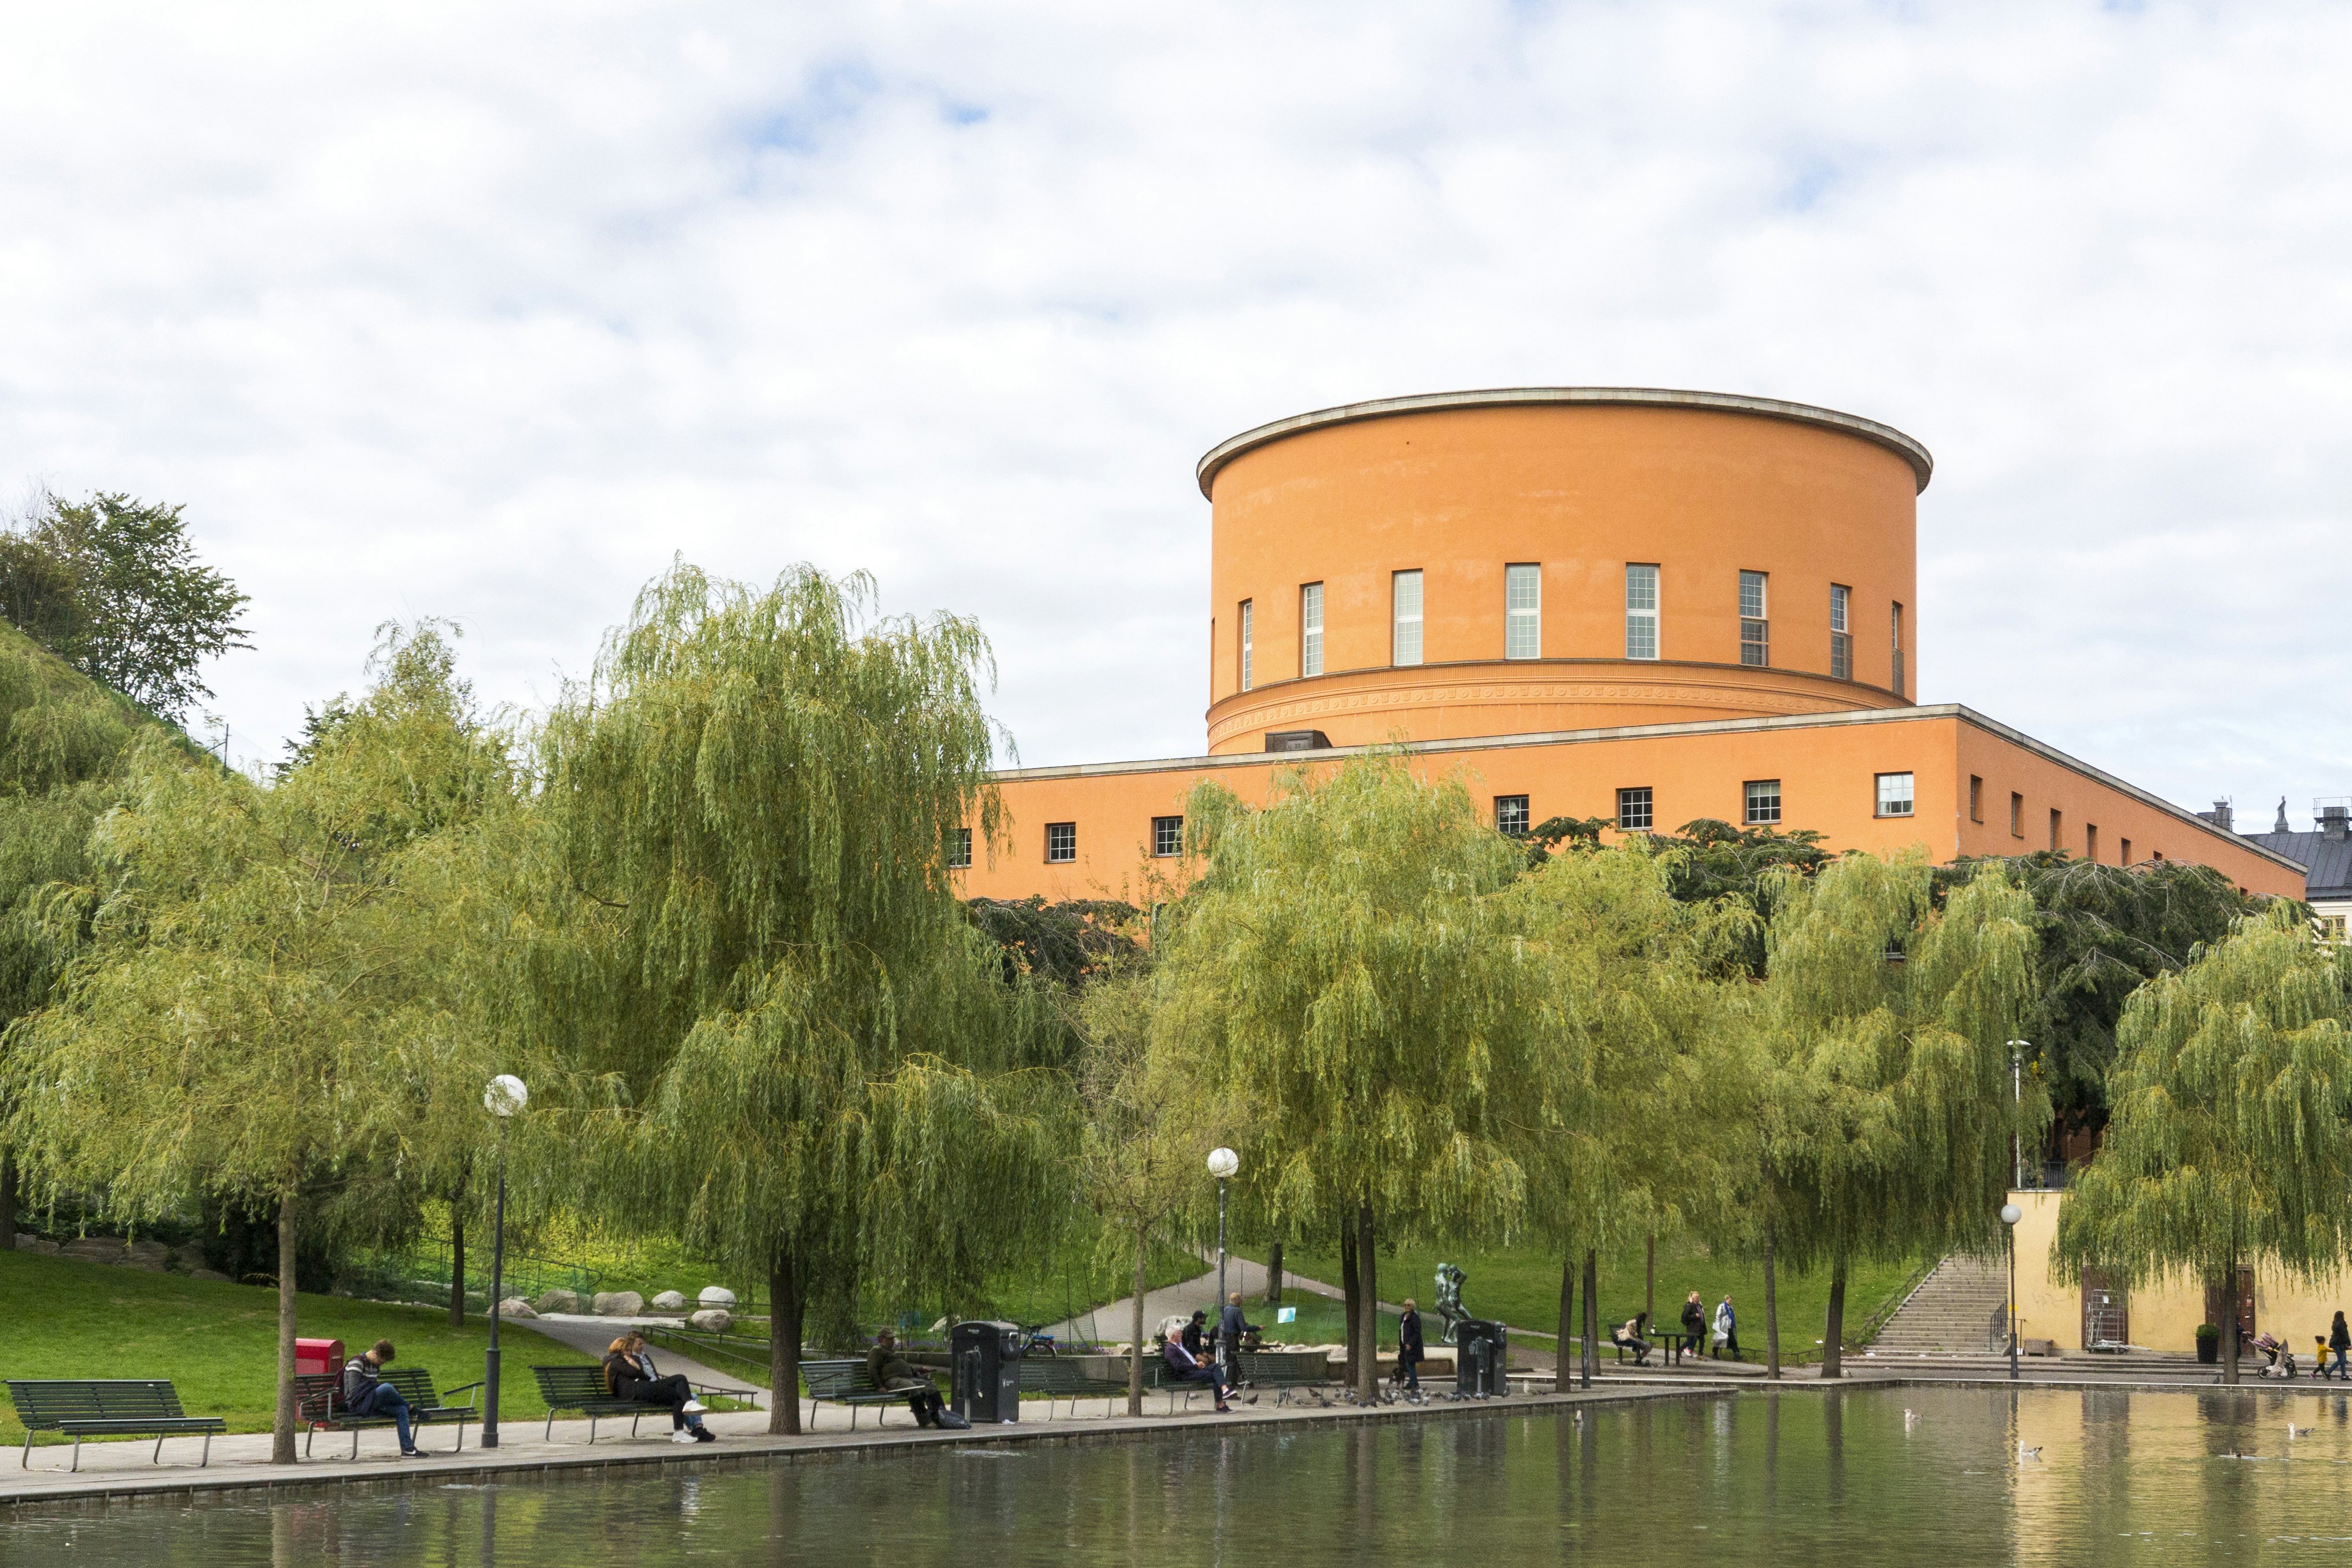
2330;1311;2350;1381
1218;1292;1258;1396
604;1333;714;1444
1714;1296;1739;1361
341;1340;423;1458
1396;1298;1425;1395
1679;1292;1707;1366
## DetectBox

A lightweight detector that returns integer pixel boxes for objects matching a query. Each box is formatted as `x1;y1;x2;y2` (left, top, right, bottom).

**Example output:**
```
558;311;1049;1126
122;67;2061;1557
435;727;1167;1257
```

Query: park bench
1240;1349;1335;1406
531;1364;713;1444
293;1369;481;1458
801;1359;927;1430
1018;1356;1132;1417
7;1379;226;1471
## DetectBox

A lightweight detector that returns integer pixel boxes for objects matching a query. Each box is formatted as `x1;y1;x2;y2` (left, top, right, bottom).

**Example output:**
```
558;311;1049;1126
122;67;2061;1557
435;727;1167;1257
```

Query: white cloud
2;1;2348;818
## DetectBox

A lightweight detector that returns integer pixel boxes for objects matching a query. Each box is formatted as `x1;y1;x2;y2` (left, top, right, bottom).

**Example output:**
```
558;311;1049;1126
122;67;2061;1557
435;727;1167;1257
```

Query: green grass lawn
0;1250;605;1442
1242;1237;1922;1361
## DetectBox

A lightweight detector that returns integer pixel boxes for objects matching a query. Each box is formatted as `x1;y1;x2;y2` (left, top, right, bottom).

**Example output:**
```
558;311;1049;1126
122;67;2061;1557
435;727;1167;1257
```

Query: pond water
12;1385;2352;1565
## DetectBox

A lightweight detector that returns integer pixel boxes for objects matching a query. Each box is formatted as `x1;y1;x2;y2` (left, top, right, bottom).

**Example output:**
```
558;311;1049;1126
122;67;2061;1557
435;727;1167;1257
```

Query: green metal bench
802;1358;928;1429
529;1364;692;1444
293;1368;481;1458
1017;1356;1133;1417
1240;1349;1335;1406
7;1379;226;1471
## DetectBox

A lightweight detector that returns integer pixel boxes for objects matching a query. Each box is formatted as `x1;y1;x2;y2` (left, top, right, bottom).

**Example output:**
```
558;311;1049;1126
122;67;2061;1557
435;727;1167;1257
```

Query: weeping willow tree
1501;842;1754;1389
1152;752;1539;1403
3;623;510;1462
0;621;153;1244
1748;854;2043;1378
529;563;1065;1433
2055;902;2352;1385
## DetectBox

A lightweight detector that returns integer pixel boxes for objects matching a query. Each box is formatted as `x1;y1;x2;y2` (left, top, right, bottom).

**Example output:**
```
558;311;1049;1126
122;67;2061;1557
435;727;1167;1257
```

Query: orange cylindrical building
1197;388;1930;754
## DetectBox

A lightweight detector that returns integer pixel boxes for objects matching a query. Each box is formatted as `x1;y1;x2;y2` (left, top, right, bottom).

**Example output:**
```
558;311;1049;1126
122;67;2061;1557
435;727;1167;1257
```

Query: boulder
535;1288;581;1315
187;1268;235;1284
652;1290;688;1311
698;1285;738;1308
594;1290;645;1317
121;1239;174;1271
689;1308;732;1334
61;1237;127;1263
12;1236;58;1255
499;1297;538;1319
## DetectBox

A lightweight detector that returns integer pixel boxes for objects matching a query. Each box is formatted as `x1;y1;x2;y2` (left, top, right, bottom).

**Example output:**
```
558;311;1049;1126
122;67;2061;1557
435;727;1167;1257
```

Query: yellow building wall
2012;1189;2352;1355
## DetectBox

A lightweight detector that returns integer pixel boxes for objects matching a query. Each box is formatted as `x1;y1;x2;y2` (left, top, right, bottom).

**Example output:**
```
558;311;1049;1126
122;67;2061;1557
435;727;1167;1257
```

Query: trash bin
296;1337;346;1379
951;1320;1023;1423
1455;1320;1507;1397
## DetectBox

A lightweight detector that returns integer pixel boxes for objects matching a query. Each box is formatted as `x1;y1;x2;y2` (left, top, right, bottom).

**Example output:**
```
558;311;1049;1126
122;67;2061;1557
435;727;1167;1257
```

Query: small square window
1495;795;1529;837
1151;816;1183;858
1875;773;1914;818
1046;822;1077;864
1968;775;1983;822
2318;914;2347;944
1617;787;1653;831
948;827;972;869
1745;780;1781;827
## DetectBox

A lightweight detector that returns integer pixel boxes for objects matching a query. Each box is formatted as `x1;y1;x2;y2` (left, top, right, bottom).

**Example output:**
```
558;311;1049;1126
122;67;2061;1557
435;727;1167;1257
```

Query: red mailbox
296;1337;345;1378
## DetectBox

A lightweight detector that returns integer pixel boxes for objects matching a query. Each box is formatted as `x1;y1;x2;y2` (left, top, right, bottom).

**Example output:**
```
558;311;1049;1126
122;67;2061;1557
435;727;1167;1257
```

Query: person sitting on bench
1612;1313;1654;1367
867;1330;965;1429
605;1333;714;1444
341;1340;422;1458
1160;1320;1232;1412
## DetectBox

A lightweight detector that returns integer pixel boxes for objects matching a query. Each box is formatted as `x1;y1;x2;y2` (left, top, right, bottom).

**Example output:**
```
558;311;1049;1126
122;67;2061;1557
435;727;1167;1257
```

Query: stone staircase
1866;1253;2009;1355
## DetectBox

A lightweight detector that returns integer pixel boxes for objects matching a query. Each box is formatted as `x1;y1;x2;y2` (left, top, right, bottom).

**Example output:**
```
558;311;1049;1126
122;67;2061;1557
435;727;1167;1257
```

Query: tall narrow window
1876;773;1915;818
948;827;972;869
1505;564;1541;659
2050;809;2063;852
1968;775;1983;822
2010;793;2024;836
1891;602;1905;698
1392;570;1424;666
1739;570;1769;667
1625;565;1659;660
1617;788;1653;831
2120;836;2132;865
1495;795;1529;836
1299;582;1324;678
2086;824;2099;862
1830;585;1852;680
1238;599;1254;692
1745;780;1782;826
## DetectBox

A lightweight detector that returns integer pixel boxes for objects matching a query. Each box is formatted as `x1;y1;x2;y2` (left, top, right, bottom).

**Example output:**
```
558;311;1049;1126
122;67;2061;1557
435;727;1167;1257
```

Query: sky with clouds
2;2;2347;825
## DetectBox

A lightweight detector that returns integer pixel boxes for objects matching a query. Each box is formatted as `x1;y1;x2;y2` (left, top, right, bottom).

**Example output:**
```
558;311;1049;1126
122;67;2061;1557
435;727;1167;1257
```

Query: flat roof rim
1194;386;1936;499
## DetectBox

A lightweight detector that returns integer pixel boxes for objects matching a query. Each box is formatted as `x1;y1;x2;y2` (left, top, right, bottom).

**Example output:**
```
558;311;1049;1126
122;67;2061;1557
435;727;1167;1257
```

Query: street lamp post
1207;1148;1239;1305
2000;1201;2023;1383
481;1074;528;1449
2006;1041;2029;1189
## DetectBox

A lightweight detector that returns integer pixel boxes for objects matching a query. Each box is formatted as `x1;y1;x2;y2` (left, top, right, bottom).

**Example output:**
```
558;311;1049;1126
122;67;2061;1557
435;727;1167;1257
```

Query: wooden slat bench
7;1379;226;1471
530;1365;699;1444
802;1359;928;1430
1239;1349;1335;1406
293;1369;481;1458
1017;1356;1131;1417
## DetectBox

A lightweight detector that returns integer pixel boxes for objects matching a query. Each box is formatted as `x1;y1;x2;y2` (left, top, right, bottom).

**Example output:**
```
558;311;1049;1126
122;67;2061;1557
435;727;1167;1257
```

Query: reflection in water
19;1387;2352;1565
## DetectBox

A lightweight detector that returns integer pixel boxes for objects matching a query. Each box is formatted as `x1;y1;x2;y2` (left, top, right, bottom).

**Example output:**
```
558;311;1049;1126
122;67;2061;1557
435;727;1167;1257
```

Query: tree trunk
1821;1255;1846;1379
1340;1219;1361;1391
1580;1249;1598;1390
1128;1227;1148;1416
448;1201;466;1327
1763;1225;1781;1381
272;1191;298;1464
2219;1261;2240;1386
0;1152;17;1253
769;1250;806;1435
1355;1202;1379;1404
1645;1233;1655;1332
1266;1241;1284;1305
1556;1252;1576;1394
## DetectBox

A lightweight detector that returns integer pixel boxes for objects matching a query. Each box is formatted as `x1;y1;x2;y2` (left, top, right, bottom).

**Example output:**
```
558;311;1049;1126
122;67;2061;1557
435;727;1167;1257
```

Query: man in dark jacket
1679;1292;1708;1366
341;1340;421;1458
1217;1293;1258;1394
1182;1311;1208;1362
1396;1298;1425;1394
866;1330;963;1429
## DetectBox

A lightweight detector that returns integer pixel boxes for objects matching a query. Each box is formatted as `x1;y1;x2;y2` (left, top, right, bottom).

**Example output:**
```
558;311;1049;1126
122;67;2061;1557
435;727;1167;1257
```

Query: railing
1852;1255;1940;1349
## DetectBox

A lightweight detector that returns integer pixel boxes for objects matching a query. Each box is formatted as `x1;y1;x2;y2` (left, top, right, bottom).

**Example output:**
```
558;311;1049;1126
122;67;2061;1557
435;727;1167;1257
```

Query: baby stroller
2253;1331;2299;1378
